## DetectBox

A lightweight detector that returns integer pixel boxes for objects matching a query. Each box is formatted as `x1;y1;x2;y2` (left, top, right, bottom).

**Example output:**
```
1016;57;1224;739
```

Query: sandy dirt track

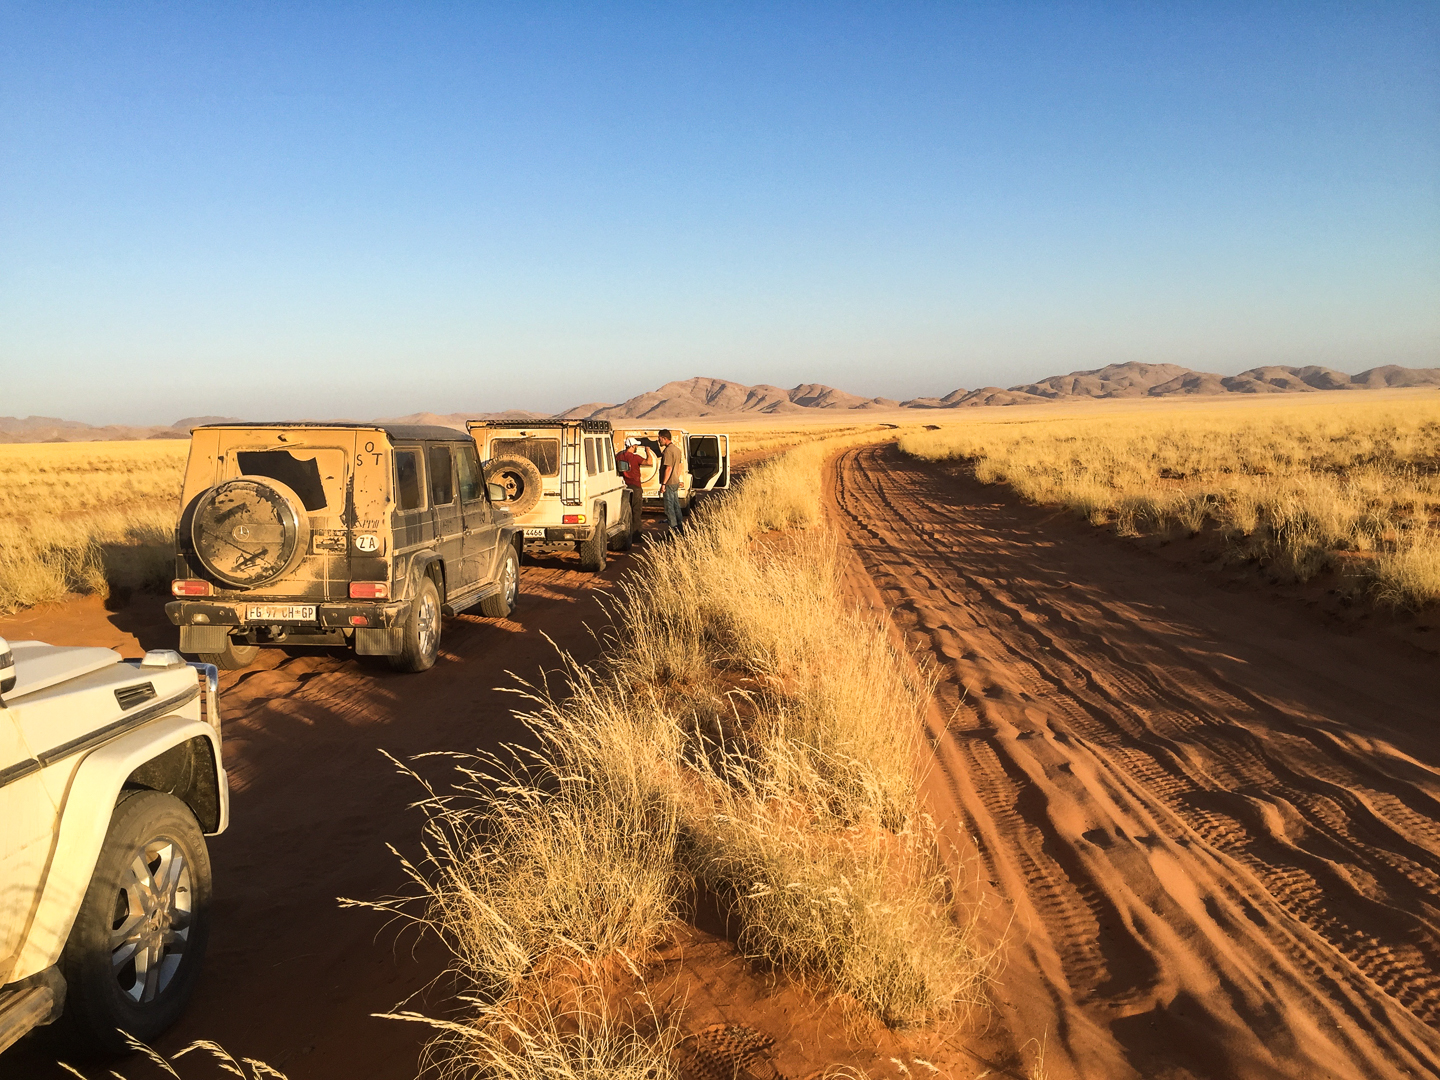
831;443;1440;1080
0;554;619;1079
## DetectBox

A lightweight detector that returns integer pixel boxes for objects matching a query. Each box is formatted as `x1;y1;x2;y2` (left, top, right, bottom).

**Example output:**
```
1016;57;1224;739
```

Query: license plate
523;527;546;538
247;604;316;622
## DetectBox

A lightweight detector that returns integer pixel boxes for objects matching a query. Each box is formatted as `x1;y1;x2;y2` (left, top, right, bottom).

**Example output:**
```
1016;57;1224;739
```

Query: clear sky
1;2;1436;424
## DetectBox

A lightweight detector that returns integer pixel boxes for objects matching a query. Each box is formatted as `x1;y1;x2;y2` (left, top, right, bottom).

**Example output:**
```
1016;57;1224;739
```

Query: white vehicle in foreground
0;637;227;1056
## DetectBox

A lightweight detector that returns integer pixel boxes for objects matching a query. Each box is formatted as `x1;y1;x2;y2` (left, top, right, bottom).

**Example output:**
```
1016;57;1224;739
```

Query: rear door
687;434;730;491
427;444;468;595
391;446;433;557
455;442;498;584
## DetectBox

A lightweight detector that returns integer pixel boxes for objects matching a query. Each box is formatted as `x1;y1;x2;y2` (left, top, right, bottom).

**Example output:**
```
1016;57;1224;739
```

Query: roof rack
472;418;613;434
192;421;472;442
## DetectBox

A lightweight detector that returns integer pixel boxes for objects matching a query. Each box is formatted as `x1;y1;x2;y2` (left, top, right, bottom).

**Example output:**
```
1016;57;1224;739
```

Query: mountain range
4;363;1436;442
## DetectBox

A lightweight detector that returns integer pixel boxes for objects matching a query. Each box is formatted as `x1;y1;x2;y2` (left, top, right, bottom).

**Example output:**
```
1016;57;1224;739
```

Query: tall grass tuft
365;430;985;1076
899;398;1440;607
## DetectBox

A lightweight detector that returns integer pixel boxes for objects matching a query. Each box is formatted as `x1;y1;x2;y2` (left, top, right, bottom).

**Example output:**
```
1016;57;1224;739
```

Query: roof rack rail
472;418;614;434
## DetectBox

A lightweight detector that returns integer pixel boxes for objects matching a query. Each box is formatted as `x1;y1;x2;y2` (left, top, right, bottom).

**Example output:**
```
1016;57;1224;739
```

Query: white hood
0;641;121;703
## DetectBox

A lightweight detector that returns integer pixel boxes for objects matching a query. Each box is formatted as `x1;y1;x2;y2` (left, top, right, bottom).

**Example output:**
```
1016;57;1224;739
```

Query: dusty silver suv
167;423;522;671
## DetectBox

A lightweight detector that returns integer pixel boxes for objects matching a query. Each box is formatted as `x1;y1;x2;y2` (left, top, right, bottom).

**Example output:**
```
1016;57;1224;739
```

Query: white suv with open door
0;637;227;1057
617;428;730;513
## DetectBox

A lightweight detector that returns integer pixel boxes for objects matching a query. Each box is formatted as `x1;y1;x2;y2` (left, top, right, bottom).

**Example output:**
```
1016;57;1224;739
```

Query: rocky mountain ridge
5;363;1436;442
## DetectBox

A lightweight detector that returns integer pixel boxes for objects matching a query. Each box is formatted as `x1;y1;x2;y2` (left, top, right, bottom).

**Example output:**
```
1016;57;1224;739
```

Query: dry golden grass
0;440;187;612
899;397;1440;606
706;423;899;460
59;1035;290;1079
360;429;985;1077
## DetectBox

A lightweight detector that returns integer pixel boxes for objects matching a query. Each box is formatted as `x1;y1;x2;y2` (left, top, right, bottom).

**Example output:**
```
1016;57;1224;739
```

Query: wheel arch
402;551;446;603
12;715;226;980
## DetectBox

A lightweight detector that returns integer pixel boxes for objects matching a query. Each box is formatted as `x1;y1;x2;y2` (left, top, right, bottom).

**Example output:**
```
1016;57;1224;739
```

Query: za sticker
354;534;380;553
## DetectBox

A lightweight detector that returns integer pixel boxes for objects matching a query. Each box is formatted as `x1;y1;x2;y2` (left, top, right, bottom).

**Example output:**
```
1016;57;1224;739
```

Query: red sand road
830;443;1440;1080
0;552;623;1079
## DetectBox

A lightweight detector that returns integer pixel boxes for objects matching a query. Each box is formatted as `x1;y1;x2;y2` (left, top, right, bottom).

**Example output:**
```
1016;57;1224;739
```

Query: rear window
394;450;424;511
490;437;560;477
236;449;342;512
428;445;455;505
584;438;597;476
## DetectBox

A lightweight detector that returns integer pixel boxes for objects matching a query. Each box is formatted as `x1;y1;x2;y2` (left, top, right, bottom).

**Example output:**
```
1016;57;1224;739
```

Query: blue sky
1;2;1436;424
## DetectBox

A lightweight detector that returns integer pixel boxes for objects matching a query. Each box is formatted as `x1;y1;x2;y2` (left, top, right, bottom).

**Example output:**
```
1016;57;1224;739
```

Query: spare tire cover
636;451;659;487
484;456;544;515
191;476;312;589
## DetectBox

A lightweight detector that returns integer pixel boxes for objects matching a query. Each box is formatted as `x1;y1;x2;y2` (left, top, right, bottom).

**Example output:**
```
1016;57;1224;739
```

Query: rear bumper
166;599;411;631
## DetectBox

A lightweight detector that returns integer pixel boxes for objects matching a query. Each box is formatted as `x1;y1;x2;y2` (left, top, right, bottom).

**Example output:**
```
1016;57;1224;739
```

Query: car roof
478;418;613;433
193;422;473;443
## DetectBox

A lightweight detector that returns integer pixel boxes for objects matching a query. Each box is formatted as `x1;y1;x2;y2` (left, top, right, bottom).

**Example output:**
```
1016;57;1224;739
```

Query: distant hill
4;364;1436;442
905;363;1440;409
560;376;901;420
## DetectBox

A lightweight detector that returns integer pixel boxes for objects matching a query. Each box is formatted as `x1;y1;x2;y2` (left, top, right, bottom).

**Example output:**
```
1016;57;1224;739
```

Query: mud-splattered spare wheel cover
191;476;312;588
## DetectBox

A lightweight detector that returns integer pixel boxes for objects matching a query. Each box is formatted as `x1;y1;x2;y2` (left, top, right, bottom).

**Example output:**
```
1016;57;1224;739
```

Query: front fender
12;714;227;980
500;526;522;562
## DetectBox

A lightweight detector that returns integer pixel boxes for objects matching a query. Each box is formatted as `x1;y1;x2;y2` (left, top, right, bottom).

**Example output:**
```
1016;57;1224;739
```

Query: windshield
490;438;560;477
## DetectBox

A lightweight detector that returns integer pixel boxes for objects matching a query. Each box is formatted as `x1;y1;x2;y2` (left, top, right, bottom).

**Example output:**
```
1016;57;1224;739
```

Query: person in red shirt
614;437;652;542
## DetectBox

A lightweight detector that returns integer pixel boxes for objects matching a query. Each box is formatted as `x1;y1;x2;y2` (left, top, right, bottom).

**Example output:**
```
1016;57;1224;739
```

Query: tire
483;456;544;515
390;577;441;672
190;476;310;589
608;498;633;552
55;790;212;1056
479;546;519;618
628;489;644;542
197;636;259;671
579;506;607;572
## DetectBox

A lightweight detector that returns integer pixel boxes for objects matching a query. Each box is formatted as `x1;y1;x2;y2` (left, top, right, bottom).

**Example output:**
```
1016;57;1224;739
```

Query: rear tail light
172;579;212;597
349;582;389;599
562;514;586;525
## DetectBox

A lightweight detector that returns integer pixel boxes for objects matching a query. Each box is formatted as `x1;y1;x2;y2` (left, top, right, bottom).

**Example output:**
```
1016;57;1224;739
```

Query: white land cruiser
469;419;636;572
616;428;730;513
0;637;227;1056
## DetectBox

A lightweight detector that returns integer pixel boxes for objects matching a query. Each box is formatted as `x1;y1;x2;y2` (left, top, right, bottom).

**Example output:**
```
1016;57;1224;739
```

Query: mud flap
179;625;230;653
355;627;404;656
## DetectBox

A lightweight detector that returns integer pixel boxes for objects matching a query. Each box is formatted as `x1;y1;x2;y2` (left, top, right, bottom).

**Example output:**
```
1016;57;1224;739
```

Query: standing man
614;436;651;542
657;428;685;536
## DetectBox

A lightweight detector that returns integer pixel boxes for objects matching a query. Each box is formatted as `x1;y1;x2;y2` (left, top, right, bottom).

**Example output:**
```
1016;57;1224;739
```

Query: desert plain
2;389;1439;1080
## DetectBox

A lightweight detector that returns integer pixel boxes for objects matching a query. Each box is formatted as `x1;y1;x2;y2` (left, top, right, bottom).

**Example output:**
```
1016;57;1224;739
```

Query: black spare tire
483;456;544;515
190;475;311;589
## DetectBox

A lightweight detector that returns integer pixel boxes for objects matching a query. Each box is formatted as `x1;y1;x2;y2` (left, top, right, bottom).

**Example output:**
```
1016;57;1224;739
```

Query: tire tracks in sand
829;443;1440;1080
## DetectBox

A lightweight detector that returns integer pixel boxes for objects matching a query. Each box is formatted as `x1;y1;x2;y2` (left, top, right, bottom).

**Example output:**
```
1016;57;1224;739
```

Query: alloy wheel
417;591;438;659
109;839;193;1004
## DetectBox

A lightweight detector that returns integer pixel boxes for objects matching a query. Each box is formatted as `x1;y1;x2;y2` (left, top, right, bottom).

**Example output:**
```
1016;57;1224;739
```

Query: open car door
686;434;729;492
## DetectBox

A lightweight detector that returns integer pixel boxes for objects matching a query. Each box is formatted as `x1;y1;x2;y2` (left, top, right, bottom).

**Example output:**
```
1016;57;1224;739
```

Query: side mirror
487;482;508;502
0;636;14;696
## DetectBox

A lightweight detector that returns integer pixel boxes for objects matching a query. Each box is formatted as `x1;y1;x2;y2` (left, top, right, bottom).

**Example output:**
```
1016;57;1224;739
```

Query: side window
456;444;483;502
604;441;615;472
394;450;424;511
428;444;455;506
584;438;597;477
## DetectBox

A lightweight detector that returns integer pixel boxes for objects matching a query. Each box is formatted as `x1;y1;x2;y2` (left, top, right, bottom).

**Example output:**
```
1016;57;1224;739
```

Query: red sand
0;552;618;1079
830;442;1440;1080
